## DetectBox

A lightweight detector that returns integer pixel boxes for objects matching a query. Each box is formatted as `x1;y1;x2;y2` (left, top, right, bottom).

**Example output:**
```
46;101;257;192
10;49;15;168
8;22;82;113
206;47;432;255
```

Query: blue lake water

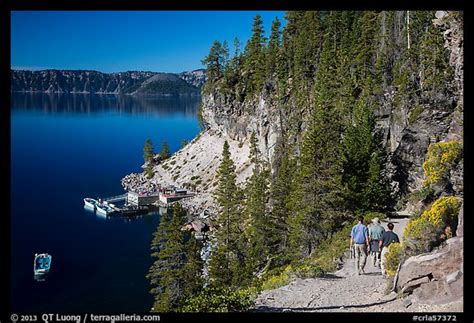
11;93;200;312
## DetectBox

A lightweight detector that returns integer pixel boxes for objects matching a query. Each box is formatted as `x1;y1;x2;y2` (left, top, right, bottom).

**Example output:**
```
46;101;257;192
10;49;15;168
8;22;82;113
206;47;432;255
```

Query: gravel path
253;216;412;312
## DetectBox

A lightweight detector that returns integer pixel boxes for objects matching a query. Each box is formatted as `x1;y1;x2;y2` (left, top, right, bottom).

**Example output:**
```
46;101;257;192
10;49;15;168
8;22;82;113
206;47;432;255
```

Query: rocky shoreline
121;128;255;218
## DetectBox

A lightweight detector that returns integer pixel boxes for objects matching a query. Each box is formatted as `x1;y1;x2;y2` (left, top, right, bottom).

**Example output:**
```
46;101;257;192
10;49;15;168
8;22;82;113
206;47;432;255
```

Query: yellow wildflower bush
404;196;462;254
384;242;406;277
423;141;463;186
422;196;461;226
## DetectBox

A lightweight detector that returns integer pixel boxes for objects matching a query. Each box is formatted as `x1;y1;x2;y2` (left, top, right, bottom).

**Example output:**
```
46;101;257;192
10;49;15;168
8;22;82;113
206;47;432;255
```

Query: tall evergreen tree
287;104;345;261
268;138;295;265
144;138;154;163
208;141;245;287
202;40;228;83
243;14;267;95
160;141;171;160
341;78;392;214
266;17;282;78
148;204;188;312
293;11;322;84
223;38;243;91
419;20;453;95
143;138;155;179
242;132;271;276
181;232;205;300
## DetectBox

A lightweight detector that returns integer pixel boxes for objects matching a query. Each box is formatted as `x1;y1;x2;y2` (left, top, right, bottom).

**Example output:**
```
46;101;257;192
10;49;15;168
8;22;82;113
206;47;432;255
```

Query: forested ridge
147;11;463;312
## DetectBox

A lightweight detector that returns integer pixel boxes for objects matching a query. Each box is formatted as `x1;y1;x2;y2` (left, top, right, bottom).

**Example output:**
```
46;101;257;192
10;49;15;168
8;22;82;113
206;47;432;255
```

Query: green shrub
423;141;463;186
180;286;257;312
260;265;294;290
407;187;436;204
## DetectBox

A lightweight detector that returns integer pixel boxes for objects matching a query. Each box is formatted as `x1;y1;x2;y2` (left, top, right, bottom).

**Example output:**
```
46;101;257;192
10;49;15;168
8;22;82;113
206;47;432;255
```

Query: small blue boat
34;253;52;281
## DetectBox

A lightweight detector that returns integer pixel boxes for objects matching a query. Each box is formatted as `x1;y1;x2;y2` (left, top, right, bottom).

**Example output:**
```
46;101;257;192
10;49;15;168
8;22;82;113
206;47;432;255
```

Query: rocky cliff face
200;91;281;165
11;69;206;95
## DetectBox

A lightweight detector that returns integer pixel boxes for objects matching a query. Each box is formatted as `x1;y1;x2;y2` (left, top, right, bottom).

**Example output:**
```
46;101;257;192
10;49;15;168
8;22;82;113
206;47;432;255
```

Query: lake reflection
11;92;200;117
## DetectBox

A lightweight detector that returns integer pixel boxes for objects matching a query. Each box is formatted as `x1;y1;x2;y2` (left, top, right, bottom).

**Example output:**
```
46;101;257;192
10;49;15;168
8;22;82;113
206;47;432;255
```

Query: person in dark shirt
379;222;400;277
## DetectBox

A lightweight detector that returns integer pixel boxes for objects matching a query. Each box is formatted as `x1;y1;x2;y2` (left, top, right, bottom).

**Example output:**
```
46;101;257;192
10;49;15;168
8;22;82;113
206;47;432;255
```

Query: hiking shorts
370;240;380;252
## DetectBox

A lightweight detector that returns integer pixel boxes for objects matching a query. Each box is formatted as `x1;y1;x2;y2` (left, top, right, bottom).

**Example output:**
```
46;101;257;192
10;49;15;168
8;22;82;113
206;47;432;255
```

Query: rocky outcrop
201;92;281;165
11;69;206;95
395;201;463;308
395;236;463;307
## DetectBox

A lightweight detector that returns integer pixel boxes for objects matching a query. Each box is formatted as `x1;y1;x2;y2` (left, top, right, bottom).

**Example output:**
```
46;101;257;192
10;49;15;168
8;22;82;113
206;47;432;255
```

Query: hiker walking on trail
369;217;385;267
350;216;369;275
379;222;400;278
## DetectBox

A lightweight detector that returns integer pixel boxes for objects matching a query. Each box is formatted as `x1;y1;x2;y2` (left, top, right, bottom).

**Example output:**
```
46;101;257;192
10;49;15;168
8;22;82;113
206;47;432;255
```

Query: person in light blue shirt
351;216;369;275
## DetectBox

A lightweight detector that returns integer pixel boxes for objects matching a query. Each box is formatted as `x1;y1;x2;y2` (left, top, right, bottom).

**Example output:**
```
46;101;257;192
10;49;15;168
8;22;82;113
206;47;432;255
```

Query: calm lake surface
11;93;200;312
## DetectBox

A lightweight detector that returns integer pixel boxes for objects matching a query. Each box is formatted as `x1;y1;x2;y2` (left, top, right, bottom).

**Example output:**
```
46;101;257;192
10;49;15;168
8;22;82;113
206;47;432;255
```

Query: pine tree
160;141;171;160
266;17;282;78
147;210;172;301
144;138;154;163
208;141;245;287
147;203;205;312
268;138;295;265
287;104;345;261
243;14;267;95
223;38;242;91
148;204;188;312
419;19;453;95
293;11;322;84
181;230;204;301
341;78;392;214
143;138;155;179
242;132;270;276
202;40;228;83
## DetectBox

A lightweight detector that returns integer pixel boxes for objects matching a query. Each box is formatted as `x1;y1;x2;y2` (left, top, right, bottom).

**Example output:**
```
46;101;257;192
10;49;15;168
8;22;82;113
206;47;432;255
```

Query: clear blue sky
11;11;286;73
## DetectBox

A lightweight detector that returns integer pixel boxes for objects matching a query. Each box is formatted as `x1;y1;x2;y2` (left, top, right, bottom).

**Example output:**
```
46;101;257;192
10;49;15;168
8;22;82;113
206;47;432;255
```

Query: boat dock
85;186;194;218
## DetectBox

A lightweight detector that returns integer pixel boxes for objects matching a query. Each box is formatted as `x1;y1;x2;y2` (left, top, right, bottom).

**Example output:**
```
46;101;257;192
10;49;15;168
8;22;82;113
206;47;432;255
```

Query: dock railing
103;194;128;203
